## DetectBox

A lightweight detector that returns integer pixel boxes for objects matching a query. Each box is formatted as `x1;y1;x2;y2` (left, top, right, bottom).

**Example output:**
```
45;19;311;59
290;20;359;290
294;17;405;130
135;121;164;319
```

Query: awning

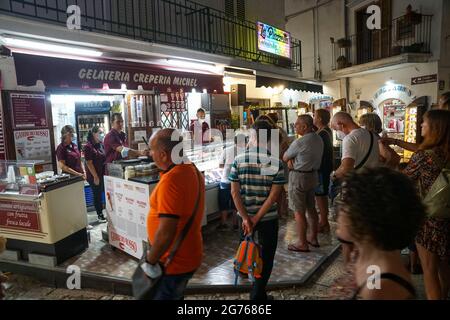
256;75;323;94
13;53;224;93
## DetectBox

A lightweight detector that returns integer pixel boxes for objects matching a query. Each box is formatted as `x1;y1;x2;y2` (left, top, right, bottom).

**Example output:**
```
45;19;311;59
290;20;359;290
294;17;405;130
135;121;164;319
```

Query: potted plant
405;5;422;25
337;55;348;69
336;38;351;48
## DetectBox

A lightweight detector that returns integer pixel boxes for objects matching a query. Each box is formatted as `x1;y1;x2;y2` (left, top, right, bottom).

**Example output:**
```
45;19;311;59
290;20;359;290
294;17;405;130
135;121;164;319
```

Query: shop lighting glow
0;36;103;57
50;95;116;104
167;59;216;70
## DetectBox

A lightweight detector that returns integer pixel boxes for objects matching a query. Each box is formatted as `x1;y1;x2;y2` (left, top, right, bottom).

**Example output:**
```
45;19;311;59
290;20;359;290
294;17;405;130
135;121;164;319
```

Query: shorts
218;182;236;211
315;171;331;196
288;171;319;212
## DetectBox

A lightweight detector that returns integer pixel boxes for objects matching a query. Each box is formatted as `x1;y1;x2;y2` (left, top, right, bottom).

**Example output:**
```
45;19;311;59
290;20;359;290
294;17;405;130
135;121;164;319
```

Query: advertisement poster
14;129;52;162
0;104;5;160
10;93;48;129
105;176;150;259
160;88;186;112
257;21;291;59
0;199;41;232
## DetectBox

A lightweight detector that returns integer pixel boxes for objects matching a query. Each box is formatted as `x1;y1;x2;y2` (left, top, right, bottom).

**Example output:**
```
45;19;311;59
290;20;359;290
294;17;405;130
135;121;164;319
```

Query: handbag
419;151;450;219
329;130;374;202
131;166;202;300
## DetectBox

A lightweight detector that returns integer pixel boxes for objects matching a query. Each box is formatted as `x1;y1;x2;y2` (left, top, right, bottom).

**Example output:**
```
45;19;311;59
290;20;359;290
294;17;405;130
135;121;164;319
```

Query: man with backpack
229;120;286;300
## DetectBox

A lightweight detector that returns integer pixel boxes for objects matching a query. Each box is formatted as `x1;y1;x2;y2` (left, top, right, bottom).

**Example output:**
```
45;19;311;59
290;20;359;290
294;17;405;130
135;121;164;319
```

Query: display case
0;160;44;196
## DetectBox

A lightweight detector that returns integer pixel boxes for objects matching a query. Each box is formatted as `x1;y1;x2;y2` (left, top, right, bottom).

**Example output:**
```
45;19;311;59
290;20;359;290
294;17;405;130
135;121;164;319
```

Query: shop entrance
379;98;406;157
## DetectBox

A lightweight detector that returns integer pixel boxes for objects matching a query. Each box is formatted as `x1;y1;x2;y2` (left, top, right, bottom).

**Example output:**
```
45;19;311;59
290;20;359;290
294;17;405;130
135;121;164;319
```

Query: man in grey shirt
283;115;323;252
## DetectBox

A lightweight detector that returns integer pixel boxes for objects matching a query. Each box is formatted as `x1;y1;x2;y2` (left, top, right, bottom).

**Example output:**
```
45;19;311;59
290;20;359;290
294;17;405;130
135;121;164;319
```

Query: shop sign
309;95;334;103
0;199;41;232
372;84;414;108
411;74;437;85
257;22;291;59
13;53;224;93
10;93;47;129
14;129;52;162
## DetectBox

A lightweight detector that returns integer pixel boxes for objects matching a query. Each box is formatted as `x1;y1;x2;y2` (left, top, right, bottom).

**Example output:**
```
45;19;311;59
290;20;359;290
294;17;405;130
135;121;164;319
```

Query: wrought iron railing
0;0;302;71
331;13;432;70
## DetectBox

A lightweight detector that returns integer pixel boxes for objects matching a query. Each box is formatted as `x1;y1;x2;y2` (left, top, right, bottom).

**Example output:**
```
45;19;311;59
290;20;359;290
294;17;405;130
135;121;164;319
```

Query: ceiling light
0;36;103;57
167;59;216;70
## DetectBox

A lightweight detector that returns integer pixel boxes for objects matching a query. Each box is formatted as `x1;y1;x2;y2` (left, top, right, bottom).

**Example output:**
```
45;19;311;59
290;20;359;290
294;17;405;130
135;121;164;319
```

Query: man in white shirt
331;111;380;180
330;111;380;264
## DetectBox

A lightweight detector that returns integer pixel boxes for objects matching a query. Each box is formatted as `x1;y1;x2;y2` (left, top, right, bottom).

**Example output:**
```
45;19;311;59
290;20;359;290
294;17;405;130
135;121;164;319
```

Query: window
236;0;245;20
225;0;234;17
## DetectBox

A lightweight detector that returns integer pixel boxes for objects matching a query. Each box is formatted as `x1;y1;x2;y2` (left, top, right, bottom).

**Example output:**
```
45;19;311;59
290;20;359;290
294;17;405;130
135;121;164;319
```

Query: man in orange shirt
146;128;205;300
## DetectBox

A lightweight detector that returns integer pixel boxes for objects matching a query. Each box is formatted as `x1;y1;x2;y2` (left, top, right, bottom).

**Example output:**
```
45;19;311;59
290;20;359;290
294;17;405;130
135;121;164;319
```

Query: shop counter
0;175;89;264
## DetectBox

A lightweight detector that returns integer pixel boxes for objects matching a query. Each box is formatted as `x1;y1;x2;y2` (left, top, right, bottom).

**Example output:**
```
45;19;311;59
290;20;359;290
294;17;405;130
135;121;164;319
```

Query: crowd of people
1;92;449;301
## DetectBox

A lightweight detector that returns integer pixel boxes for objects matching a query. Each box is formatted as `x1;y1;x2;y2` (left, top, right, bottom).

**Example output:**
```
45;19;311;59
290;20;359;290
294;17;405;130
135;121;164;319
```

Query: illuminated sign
257;22;291;59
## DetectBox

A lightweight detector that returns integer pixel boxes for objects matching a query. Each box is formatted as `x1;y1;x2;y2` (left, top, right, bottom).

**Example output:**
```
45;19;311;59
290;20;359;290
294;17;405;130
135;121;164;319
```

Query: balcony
331;13;432;74
0;0;301;71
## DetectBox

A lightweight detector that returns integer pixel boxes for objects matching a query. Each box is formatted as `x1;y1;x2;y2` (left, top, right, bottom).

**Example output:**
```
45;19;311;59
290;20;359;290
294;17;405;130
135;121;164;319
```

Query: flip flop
288;244;310;252
307;241;320;248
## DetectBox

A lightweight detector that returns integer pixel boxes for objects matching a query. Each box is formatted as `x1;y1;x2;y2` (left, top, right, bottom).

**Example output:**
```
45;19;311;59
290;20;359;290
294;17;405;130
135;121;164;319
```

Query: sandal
288;244;310;252
307;240;320;248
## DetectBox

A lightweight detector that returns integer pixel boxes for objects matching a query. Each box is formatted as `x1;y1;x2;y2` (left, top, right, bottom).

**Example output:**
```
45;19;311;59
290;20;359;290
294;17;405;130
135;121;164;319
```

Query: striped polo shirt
228;147;287;222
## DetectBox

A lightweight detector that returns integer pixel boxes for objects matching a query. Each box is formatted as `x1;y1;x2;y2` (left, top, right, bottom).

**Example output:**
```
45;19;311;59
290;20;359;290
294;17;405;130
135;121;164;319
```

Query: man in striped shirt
229;120;286;300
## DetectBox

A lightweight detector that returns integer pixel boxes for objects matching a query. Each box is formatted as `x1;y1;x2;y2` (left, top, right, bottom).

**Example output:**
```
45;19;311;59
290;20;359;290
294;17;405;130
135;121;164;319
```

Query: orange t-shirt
147;164;205;275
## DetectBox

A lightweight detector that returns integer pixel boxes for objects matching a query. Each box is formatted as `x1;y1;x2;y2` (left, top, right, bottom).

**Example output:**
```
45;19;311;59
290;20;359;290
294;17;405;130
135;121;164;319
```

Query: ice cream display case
403;102;426;161
0;161;88;265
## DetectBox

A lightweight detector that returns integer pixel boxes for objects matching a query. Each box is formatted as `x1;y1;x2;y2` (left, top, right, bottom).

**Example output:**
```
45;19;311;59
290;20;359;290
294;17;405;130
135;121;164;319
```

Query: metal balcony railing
331;13;432;70
0;0;302;71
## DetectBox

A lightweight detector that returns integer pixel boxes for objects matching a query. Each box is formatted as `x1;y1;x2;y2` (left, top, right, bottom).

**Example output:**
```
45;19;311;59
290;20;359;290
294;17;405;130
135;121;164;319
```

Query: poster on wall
0;104;5;160
105;176;150;259
161;88;186;112
0;199;41;232
14;129;52;162
10;93;47;129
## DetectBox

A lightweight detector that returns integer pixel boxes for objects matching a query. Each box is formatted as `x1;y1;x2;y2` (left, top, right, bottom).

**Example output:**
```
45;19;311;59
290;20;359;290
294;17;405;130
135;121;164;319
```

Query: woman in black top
336;167;425;299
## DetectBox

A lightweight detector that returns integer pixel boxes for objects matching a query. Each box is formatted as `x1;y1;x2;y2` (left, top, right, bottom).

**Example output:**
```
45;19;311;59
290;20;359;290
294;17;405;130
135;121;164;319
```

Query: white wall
348;62;439;110
0;55;18;90
285;0;345;80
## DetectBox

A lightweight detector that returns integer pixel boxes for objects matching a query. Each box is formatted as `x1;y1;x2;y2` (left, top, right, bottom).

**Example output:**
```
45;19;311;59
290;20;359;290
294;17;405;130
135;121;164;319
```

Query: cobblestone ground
1;253;426;300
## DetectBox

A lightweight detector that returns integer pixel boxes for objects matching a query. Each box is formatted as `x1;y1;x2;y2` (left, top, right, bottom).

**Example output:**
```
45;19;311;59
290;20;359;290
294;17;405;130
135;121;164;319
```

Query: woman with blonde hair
404;109;450;299
359;113;400;169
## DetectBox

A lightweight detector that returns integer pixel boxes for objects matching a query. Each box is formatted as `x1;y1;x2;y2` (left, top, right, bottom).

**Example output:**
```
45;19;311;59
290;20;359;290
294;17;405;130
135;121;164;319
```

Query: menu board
10;93;48;129
104;176;151;258
14;129;52;162
160;88;186;112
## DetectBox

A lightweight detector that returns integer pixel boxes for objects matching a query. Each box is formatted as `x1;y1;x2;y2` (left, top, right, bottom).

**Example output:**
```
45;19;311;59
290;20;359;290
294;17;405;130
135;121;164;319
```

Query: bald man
330;112;379;265
283;115;323;252
330;112;380;180
145;128;205;300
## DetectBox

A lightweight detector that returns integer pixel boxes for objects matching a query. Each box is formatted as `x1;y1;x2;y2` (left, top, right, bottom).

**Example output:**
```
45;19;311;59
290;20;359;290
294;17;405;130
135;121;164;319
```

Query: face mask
98;133;105;142
360;125;366;130
121;147;130;158
198;119;205;124
336;130;346;140
71;134;78;145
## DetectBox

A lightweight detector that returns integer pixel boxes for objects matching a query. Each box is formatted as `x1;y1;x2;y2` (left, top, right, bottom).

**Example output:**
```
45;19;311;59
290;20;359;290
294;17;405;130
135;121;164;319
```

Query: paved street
1;252;427;300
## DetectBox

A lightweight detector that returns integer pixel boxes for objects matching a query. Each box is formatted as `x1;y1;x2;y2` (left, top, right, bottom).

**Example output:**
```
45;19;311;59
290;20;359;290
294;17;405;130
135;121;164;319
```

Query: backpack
420;151;450;219
233;236;263;285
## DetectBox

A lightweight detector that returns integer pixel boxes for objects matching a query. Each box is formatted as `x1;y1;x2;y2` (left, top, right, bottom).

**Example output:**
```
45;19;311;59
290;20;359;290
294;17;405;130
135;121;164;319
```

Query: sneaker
216;224;229;231
98;215;107;223
87;225;94;230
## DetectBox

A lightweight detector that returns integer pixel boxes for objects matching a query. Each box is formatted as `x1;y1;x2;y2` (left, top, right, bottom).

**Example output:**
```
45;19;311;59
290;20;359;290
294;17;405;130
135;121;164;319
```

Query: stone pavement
1;252;427;300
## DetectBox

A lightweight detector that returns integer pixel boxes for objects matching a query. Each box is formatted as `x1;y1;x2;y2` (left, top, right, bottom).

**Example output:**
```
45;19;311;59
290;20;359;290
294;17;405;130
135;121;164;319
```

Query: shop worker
56;125;85;179
189;108;210;145
104;113;147;165
229;120;286;301
83;126;106;222
145;128;205;300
